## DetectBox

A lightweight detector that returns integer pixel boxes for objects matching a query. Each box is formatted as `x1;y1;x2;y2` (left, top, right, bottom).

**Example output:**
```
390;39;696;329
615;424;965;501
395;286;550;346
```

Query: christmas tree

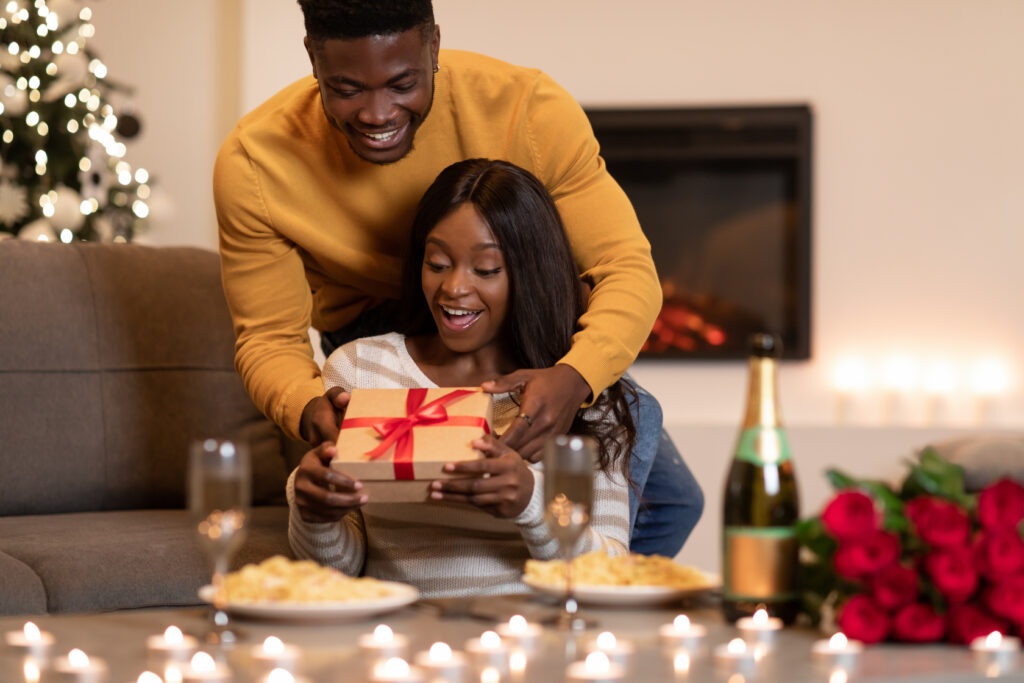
0;0;150;242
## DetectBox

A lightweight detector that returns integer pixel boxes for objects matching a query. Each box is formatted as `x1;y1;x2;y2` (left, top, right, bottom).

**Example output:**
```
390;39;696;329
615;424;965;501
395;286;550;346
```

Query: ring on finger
517;412;533;427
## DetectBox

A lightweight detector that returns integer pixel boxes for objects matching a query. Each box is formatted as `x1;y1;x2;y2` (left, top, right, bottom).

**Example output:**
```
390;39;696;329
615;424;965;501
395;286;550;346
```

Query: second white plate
522;575;718;607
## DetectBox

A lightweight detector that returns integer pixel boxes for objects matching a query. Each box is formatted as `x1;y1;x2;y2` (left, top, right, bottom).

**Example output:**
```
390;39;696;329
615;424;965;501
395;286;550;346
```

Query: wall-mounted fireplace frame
586;105;813;360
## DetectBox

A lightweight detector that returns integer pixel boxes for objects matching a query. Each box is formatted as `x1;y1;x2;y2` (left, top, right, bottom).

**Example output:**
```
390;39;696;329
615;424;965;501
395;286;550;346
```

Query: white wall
85;2;1023;562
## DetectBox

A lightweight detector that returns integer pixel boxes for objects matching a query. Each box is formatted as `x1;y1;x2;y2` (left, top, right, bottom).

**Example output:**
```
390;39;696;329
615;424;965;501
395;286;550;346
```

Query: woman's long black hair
400;159;637;481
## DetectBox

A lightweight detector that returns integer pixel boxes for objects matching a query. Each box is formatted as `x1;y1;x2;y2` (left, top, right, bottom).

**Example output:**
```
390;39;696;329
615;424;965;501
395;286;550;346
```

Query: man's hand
481;364;592;463
299;386;350;446
429;435;534;518
292;443;368;523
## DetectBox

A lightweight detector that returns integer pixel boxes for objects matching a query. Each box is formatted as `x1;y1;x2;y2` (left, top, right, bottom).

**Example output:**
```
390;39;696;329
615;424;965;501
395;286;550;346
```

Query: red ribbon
339;388;490;480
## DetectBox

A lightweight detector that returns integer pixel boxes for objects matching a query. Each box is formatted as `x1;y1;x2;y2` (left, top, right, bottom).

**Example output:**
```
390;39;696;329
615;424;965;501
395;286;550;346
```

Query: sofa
0;240;304;615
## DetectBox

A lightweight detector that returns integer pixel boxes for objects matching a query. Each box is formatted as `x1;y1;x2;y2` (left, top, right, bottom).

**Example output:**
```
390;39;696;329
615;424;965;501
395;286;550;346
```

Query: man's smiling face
306;24;439;164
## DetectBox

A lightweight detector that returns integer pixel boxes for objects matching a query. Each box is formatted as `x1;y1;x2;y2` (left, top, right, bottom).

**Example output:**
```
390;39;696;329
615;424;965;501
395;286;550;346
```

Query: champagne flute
543;434;596;631
189;438;250;647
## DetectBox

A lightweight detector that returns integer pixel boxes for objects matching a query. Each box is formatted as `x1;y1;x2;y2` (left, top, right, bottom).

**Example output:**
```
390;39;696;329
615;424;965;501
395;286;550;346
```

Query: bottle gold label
723;526;798;601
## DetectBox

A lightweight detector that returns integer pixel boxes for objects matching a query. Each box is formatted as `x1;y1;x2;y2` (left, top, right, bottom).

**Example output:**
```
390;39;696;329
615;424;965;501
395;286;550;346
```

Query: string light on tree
1;0;154;241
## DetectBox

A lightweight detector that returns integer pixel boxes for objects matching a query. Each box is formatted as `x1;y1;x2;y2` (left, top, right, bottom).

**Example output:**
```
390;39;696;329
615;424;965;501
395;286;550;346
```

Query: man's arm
213;131;325;441
488;72;661;459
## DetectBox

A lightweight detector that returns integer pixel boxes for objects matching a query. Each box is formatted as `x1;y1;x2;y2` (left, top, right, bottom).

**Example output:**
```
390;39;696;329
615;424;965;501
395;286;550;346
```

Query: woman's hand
293;443;368;523
429;434;534;518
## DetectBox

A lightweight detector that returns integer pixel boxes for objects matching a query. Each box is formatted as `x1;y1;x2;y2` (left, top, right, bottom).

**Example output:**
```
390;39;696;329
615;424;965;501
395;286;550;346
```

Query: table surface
2;594;1022;683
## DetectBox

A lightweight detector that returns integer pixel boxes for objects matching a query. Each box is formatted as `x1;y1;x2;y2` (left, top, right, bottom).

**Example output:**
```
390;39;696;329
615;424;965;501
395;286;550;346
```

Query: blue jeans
624;375;705;557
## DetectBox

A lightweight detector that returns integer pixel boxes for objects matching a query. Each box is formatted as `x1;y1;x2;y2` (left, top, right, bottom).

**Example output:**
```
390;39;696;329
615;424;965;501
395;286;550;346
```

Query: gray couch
0;240;302;615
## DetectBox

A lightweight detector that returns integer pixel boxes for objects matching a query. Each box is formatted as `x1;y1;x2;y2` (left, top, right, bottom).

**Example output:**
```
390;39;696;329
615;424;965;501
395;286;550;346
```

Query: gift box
331;387;494;502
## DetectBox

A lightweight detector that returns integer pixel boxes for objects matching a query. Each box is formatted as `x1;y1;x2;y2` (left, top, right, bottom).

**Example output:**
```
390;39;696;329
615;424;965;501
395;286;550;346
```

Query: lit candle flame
428;641;452;662
596;631;617;650
163;625;183;645
137;673;163;683
829;632;848;649
673;652;691;674
509;649;527;673
480;667;500;683
986;631;1003;648
508;614;528;633
727;638;747;654
479;630;502;649
584;651;611;674
67;649;89;668
373;624;394;644
190;651;216;673
752;609;769;626
672;614;691;632
263;636;285;655
267;669;295;683
23;622;41;641
380;657;410;677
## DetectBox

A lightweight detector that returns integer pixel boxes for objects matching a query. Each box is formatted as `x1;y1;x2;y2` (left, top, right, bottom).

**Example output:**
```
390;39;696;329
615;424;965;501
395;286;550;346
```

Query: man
214;0;703;556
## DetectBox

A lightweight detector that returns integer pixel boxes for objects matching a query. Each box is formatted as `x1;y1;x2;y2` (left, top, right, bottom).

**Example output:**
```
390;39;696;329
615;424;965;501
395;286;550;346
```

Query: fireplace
586;105;813;360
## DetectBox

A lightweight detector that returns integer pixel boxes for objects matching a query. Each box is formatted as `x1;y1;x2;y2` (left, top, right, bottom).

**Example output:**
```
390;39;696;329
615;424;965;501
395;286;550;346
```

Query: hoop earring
433;64;439;73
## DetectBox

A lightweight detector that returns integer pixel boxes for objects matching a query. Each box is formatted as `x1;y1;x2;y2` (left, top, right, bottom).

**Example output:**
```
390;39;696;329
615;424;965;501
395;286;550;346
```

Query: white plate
522;574;719;607
198;582;419;622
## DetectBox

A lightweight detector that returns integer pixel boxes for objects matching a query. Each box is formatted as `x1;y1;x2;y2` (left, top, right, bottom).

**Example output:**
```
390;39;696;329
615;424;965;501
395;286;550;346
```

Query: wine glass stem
562;545;577;622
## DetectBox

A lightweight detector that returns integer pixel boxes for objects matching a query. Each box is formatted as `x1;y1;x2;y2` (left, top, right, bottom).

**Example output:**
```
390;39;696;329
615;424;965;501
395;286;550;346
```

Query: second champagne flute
543;434;596;631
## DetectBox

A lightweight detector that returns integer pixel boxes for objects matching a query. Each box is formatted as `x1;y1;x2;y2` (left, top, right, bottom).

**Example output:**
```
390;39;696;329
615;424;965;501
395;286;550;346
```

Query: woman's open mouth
439;304;482;330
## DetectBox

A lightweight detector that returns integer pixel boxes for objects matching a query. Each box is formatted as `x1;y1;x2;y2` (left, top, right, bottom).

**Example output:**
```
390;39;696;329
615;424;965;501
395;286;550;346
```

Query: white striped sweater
286;333;629;597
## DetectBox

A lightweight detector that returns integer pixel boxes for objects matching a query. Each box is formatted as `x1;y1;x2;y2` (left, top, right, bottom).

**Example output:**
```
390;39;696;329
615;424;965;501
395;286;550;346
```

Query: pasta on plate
523;551;711;589
220;555;403;603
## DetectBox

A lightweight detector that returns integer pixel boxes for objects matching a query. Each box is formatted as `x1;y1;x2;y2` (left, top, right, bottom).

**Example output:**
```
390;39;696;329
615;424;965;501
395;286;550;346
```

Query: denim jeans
323;324;704;557
623;375;705;557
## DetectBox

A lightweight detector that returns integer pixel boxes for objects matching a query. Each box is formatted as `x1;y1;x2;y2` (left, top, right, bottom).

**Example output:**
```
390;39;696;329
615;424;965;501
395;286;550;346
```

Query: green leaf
796;517;837;559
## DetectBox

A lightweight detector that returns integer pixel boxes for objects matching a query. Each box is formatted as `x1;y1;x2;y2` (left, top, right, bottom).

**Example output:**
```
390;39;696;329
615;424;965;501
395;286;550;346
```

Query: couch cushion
0;241;292;514
0;551;46;615
0;507;291;614
928;434;1024;492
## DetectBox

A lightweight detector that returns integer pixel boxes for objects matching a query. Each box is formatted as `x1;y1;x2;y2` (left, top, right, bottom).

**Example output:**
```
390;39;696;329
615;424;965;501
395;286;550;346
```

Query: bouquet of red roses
797;447;1024;645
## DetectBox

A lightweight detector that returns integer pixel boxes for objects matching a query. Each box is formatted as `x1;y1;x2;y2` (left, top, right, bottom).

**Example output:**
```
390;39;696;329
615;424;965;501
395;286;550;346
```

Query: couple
214;0;703;597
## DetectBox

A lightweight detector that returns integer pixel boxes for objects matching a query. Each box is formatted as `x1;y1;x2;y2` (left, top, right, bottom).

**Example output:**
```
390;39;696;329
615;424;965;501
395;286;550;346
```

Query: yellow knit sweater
214;49;661;440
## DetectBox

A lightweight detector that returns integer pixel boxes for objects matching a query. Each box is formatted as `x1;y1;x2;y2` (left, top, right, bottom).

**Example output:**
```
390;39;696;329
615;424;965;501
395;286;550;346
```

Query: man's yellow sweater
214;49;661;441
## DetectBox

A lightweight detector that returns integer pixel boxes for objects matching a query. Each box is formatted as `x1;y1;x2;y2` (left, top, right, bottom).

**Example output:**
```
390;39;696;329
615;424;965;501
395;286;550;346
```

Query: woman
287;159;636;597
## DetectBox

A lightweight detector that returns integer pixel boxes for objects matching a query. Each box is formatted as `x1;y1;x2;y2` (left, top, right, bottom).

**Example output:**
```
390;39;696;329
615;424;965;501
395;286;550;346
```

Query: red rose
947;604;1009;645
871;563;919;610
905;496;970;548
833;530;901;580
837;594;892;644
985;575;1024;623
974;529;1024;580
978;479;1024;530
822;490;880;541
925;546;979;604
892;603;946;642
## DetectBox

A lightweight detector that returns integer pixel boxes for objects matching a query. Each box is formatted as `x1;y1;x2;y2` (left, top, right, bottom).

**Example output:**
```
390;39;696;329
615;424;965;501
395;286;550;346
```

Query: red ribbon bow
339;388;490;480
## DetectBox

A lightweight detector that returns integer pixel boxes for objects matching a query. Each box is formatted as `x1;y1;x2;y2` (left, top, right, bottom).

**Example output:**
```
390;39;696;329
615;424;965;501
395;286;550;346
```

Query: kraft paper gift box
331;387;494;502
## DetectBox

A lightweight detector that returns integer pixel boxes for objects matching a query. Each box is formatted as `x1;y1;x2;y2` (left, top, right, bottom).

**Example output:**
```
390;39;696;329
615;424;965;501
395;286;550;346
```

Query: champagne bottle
721;332;800;624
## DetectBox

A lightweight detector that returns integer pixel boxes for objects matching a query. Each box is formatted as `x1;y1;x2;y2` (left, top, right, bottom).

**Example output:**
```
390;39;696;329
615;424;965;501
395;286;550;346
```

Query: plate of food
522;551;719;607
199;556;419;622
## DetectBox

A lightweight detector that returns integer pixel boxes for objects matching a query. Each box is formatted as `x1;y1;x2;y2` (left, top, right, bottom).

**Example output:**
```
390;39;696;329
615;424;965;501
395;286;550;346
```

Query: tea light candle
181;651;230;683
5;621;55;660
658;614;707;653
146;626;198;664
585;632;634;668
51;648;108;683
369;657;424;683
464;631;509;673
495;615;543;654
811;632;863;670
736;608;782;649
252;636;300;671
359;625;409;662
413;642;467;683
713;638;759;675
565;651;625;682
970;631;1020;671
259;668;313;683
136;674;164;683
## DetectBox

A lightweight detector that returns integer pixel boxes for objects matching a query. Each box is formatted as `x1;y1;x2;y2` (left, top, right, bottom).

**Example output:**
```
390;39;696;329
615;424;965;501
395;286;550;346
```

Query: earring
433;64;439;73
